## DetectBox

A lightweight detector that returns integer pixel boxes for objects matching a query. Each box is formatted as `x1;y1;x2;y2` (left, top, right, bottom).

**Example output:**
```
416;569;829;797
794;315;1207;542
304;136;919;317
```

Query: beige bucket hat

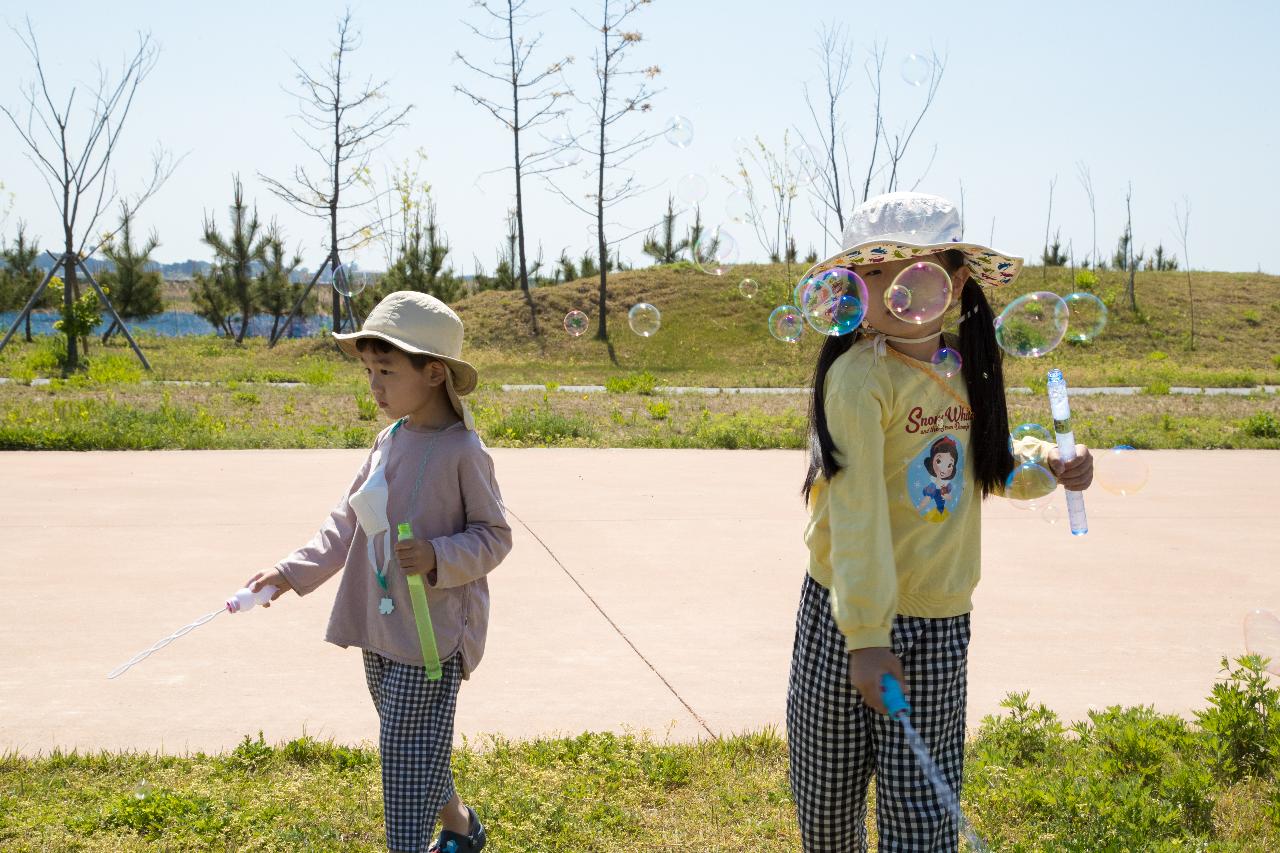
801;191;1024;288
333;291;478;427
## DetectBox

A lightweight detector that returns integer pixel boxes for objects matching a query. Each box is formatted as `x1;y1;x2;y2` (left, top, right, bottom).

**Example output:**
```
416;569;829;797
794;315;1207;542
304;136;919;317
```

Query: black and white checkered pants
787;573;971;853
363;650;464;853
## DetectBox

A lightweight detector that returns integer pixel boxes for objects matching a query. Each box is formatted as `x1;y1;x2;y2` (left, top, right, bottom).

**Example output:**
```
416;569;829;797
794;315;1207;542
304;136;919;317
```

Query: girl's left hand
1048;444;1094;491
394;537;437;578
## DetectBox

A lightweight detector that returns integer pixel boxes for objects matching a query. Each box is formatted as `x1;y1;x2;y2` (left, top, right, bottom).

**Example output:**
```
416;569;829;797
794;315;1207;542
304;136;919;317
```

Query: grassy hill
454;261;1280;389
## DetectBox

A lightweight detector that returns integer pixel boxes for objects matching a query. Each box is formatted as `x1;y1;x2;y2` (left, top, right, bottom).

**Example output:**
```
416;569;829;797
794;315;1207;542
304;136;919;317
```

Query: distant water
0;310;333;338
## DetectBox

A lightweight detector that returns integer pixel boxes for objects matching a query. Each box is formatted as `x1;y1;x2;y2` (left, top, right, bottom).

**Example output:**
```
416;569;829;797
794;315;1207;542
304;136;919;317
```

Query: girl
245;291;511;853
787;192;1094;852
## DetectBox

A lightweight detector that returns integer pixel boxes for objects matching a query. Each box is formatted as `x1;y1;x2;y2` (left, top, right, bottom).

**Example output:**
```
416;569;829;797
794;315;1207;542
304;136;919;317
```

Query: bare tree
798;37;947;245
799;23;856;239
0;19;175;373
1076;162;1098;268
260;9;411;339
880;49;946;194
1122;182;1140;311
1041;175;1057;281
545;0;661;342
454;0;573;303
730;134;803;269
1173;197;1195;349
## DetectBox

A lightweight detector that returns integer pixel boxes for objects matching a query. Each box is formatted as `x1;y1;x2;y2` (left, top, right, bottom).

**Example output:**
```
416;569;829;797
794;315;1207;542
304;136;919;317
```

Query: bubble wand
1047;368;1088;535
107;584;278;679
880;674;991;851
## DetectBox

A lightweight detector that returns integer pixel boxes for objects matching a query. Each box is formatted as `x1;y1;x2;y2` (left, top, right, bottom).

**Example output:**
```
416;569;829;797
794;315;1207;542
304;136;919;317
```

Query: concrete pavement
1;448;1276;756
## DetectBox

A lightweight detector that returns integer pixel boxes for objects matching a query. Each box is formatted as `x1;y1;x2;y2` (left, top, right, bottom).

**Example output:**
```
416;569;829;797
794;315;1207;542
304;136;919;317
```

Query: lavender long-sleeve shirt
275;420;512;676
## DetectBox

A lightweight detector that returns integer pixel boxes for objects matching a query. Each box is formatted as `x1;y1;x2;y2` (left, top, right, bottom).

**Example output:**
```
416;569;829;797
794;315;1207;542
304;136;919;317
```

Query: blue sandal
428;806;486;853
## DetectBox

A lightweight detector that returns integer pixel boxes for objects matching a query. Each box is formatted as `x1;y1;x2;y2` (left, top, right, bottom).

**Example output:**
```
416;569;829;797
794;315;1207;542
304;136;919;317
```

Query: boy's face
852;254;969;337
359;346;447;420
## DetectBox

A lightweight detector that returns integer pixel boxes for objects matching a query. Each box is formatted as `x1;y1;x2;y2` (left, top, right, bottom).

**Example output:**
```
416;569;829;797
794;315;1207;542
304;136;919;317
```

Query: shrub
1196;655;1280;782
605;371;660;395
355;390;379;420
645;400;671;420
1243;310;1262;326
1241;412;1280;439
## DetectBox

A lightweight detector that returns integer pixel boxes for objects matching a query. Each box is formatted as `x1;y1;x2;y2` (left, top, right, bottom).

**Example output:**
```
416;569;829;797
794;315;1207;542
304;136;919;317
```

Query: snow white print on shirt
906;434;965;523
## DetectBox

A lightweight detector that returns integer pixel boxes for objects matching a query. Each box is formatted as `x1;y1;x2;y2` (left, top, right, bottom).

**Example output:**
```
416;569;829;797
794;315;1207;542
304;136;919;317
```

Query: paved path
1;448;1275;757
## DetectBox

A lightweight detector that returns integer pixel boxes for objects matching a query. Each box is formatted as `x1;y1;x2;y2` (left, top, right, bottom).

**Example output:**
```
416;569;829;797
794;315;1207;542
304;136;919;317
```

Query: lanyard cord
372;419;448;589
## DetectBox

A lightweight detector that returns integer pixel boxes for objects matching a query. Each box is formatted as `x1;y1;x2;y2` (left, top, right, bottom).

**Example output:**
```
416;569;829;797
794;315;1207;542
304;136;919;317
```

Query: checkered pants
363;650;464;853
787;573;970;853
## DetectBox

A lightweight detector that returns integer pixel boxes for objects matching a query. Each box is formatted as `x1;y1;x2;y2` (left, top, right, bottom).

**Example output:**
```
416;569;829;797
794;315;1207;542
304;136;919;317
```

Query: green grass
1;264;1277;450
5;658;1279;851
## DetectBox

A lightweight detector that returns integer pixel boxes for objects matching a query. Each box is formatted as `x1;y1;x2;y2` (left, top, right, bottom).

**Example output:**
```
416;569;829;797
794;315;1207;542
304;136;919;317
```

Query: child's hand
1048;444;1094;491
848;647;908;715
244;569;291;608
394;537;437;579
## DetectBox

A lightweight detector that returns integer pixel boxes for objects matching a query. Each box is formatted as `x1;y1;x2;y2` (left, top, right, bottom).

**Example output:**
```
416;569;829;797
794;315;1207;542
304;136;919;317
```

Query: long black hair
801;249;1014;502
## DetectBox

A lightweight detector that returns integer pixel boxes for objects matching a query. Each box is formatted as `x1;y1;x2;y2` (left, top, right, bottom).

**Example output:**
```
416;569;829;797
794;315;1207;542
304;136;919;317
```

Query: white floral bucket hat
800;191;1024;287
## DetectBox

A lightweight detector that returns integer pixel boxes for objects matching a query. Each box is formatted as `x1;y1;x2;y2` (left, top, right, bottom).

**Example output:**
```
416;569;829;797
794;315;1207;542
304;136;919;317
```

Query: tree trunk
62;249;78;376
594;9;610;342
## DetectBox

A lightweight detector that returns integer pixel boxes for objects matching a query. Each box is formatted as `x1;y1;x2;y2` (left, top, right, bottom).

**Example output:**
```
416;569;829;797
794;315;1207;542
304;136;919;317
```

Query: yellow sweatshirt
805;337;1047;650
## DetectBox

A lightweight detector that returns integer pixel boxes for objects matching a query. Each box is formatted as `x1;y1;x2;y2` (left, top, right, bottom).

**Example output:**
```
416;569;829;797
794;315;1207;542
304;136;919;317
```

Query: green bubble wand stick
398;522;443;680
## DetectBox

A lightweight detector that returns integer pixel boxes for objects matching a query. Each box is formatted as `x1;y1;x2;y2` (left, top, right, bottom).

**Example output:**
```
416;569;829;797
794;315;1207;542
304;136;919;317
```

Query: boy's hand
1048;444;1094;491
244;569;291;608
394;537;437;579
848;647;907;715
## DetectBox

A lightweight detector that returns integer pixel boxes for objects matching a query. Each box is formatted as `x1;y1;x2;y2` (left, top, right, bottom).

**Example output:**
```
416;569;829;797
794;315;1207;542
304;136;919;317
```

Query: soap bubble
1064;291;1108;343
793;277;815;308
692;226;739;276
802;268;868;337
553;137;581;167
768;305;804;343
331;262;365;298
995;291;1069;357
725;190;752;223
1010;423;1054;461
1244;609;1280;675
1041;497;1063;526
677;172;709;205
738;278;759;299
133;779;153;801
563;310;589;337
788;144;821;186
665;115;694;148
1095;445;1149;496
732;135;753;157
1005;460;1057;509
901;53;933;86
884;261;953;324
930;346;962;378
628;302;661;337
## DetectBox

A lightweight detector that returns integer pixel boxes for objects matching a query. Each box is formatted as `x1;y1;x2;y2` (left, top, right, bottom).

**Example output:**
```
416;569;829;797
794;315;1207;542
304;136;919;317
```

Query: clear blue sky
2;0;1276;275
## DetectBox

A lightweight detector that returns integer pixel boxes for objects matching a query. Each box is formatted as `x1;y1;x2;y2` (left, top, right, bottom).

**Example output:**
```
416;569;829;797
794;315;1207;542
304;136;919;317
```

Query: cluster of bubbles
995;290;1108;359
560;303;663;339
1005;429;1150;523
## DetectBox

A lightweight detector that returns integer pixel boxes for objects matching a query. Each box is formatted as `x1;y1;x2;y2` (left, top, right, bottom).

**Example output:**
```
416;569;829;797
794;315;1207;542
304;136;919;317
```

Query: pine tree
0;223;46;342
641;195;688;264
200;176;268;343
252;227;304;341
98;205;165;343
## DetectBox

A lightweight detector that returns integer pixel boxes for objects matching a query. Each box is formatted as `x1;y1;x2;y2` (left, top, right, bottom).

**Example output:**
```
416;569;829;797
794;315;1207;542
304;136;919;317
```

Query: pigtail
957;279;1015;496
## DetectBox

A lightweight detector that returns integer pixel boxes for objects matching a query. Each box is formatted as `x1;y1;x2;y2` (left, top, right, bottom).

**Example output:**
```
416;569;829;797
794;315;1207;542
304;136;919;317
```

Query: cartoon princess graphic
916;435;960;522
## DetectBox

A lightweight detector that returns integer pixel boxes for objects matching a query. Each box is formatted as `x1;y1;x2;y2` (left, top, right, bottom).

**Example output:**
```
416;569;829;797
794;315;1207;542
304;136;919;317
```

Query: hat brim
801;240;1024;289
333;329;478;396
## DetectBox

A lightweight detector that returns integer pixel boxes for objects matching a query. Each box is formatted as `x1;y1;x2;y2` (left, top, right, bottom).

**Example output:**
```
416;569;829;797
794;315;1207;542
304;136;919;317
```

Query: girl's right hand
244;569;291;608
848;647;908;715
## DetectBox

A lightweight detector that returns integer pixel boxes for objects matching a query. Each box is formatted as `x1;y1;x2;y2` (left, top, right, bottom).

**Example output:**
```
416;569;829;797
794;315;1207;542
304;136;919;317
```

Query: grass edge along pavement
3;656;1279;851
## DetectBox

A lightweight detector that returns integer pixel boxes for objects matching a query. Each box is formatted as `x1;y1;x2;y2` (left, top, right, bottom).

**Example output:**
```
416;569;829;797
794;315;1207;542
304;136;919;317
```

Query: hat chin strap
860;323;943;358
